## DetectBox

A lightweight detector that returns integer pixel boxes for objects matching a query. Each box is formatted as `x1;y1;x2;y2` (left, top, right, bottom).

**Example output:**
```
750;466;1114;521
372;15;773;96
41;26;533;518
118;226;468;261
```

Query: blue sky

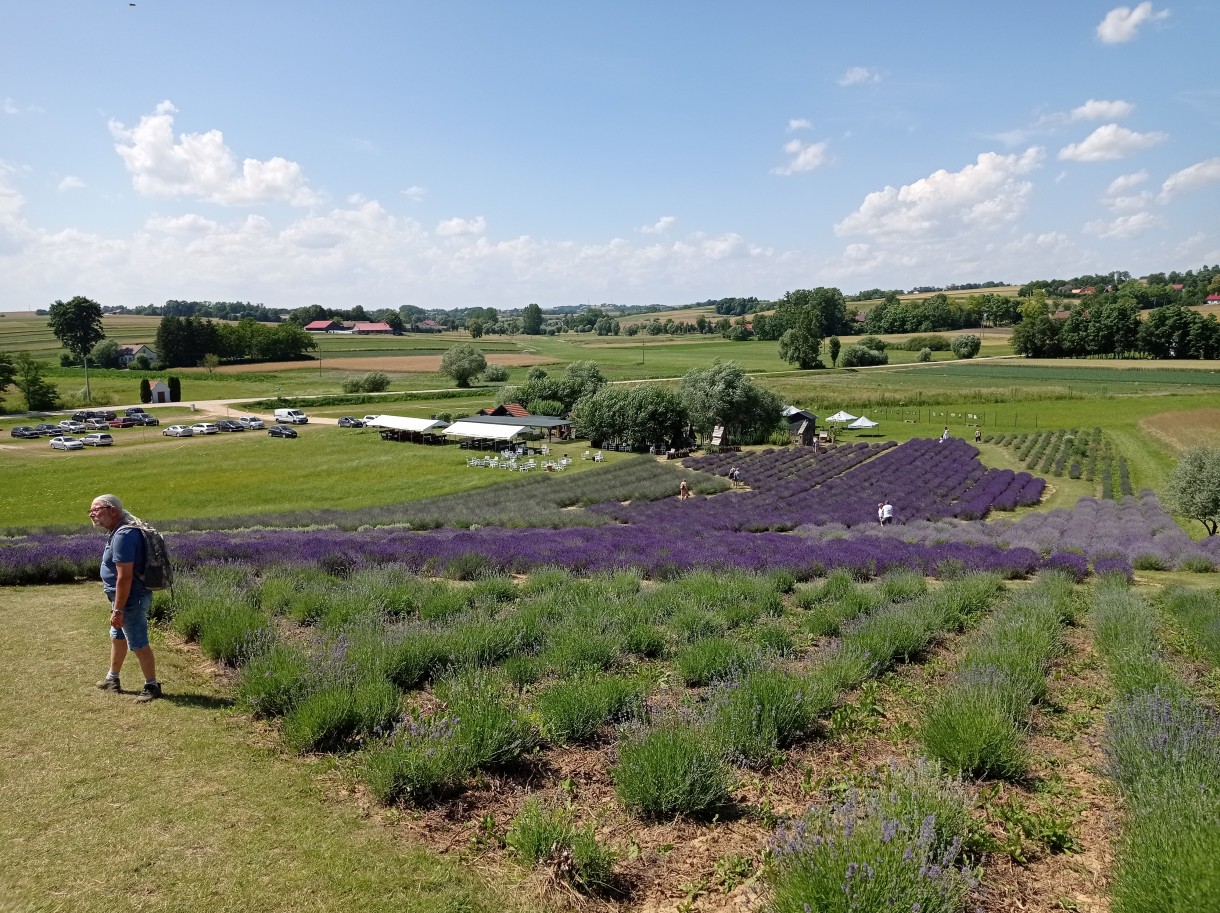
2;1;1217;313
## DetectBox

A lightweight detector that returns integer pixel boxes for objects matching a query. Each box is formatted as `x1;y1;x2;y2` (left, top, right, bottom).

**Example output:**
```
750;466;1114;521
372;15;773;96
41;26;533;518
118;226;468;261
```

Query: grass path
1;584;521;913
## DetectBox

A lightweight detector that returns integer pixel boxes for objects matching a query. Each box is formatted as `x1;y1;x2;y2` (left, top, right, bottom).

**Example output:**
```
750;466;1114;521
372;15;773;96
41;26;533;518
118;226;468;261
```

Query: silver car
237;416;265;430
163;425;194;438
49;435;84;451
81;433;114;447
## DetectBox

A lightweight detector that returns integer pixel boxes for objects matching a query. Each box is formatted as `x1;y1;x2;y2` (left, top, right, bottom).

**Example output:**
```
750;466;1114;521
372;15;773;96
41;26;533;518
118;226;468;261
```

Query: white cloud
772;139;830;176
2;98;20;115
787;118;813;132
108;101;318;206
1070;99;1135;121
57;176;86;192
1159;157;1220;200
400;185;427;202
1058;124;1167;161
837;67;880;87
1107;170;1149;194
835;147;1044;238
1084;211;1165;238
1096;3;1170;43
1100;170;1154;211
435;215;487;237
638;216;676;235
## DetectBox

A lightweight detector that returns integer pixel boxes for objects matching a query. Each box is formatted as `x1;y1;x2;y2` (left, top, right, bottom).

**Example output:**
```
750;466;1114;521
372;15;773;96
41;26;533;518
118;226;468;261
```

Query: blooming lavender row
0;520;1046;584
796;491;1219;571
595;439;1043;532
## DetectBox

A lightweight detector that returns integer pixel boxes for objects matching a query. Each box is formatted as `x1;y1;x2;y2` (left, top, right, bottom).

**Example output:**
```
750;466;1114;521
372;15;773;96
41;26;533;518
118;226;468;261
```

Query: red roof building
478;403;530;418
351;321;393;334
304;319;341;332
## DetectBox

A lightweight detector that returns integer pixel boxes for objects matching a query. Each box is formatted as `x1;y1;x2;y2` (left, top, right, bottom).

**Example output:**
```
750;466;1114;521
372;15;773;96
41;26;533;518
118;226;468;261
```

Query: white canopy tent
847;416;878;429
364;415;448;432
826;410;858;424
444;421;528;441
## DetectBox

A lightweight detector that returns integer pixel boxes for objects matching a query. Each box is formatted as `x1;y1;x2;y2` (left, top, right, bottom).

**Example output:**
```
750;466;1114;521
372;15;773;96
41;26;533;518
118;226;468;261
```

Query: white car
163;425;194;437
58;420;87;433
49;435;84;451
237;416;265;430
190;422;219;435
81;433;114;447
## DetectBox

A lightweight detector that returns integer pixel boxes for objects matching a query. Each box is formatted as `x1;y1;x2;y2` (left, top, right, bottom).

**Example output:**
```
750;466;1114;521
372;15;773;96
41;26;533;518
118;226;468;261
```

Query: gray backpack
119;521;174;591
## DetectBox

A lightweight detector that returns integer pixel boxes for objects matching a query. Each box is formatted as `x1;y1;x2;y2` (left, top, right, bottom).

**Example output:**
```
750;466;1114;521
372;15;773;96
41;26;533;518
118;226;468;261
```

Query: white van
273;408;309;424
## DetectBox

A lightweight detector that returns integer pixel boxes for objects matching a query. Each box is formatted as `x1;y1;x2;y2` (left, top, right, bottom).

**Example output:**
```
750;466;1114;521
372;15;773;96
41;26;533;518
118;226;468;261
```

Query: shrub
952;334;981;359
341;371;392;394
281;677;400;754
506;800;615;893
900;334;952;351
436;670;536;768
236;641;310;717
707;667;831;766
1179;554;1216;573
767;762;975;913
534;673;645;744
481;364;510;383
917;347;932;362
361;714;468;804
613;722;731;819
674;637;748;685
839;344;889;367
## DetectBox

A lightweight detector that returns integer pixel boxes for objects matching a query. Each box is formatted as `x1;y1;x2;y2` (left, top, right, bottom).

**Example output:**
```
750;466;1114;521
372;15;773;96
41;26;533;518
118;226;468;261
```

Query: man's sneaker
96;676;121;693
135;682;162;703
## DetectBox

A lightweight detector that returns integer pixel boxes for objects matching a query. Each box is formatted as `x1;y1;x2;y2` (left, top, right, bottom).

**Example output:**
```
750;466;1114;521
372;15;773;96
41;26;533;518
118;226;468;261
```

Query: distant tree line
1019;265;1220;306
1012;303;1220;360
107;300;284;322
154;316;317;368
861;292;1021;334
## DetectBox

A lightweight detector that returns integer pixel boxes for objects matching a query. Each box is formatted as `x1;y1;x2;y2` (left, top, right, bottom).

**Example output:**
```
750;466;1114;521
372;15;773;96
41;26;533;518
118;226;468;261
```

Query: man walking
90;494;162;702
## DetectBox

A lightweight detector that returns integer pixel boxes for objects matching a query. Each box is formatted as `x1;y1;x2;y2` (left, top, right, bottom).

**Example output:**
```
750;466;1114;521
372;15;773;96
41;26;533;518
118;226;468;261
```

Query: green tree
951;334;981;359
828;336;841;367
139;378;152;404
777;328;821;369
1164;447;1220;536
0;351;16;410
468;319;484;339
90;338;123;369
47;295;105;401
521;303;544;335
482;364;509;383
168;376;182;402
679;360;783;445
439;344;487;388
12;353;60;411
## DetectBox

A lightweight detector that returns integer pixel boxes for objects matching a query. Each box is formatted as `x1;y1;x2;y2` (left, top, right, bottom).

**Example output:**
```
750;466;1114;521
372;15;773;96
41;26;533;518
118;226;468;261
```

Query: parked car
338;416;364;428
81;433;114;447
273;408;308;424
72;410;95;422
124;407;148;416
33;423;59;436
216;419;245;432
131;414;160;426
108;416;135;428
190;422;219;435
267;424;298;439
58;420;87;433
163;425;194;437
84;418;111;430
237;416;265;430
10;426;39;439
49;436;84;451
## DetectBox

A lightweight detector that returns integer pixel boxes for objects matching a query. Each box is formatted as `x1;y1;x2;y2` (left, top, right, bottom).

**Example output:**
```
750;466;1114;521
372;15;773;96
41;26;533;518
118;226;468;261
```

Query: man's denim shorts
110;590;152;650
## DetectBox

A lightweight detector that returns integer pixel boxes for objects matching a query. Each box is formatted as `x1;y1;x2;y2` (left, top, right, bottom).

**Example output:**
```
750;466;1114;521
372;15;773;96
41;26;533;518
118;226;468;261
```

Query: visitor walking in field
881;498;894;526
941;427;950;442
679;479;690;500
90;494;162;702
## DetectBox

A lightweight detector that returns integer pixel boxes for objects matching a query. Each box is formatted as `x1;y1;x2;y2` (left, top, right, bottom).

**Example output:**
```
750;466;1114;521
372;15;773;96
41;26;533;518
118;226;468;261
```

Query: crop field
9;429;1218;912
5;307;1220;912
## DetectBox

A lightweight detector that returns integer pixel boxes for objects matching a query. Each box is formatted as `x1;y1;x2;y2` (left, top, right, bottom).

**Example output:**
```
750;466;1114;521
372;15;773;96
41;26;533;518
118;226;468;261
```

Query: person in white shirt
881;499;894;525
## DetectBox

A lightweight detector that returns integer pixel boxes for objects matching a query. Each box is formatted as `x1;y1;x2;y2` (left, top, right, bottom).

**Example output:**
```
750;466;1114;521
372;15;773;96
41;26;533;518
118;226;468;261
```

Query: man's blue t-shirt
101;526;149;608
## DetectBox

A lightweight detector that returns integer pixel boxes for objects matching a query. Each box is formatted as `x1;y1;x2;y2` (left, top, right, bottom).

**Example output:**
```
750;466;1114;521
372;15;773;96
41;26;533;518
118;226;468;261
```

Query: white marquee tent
443;420;528;441
364;415;448;432
826;410;858;424
847;416;879;429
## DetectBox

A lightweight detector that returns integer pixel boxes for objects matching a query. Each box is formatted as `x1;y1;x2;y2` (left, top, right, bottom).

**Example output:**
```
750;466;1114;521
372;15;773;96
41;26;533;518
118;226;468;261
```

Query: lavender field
6;437;1215;587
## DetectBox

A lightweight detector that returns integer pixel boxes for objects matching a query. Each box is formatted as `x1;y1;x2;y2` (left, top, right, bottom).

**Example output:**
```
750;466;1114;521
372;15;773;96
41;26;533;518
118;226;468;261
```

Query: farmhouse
118;344;159;367
304;319;343;332
351;321;393;335
477;402;529;418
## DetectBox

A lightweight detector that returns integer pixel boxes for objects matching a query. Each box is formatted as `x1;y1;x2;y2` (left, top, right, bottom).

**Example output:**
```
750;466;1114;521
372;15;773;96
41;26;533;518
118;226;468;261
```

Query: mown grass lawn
0;425;615;528
0;584;520;913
